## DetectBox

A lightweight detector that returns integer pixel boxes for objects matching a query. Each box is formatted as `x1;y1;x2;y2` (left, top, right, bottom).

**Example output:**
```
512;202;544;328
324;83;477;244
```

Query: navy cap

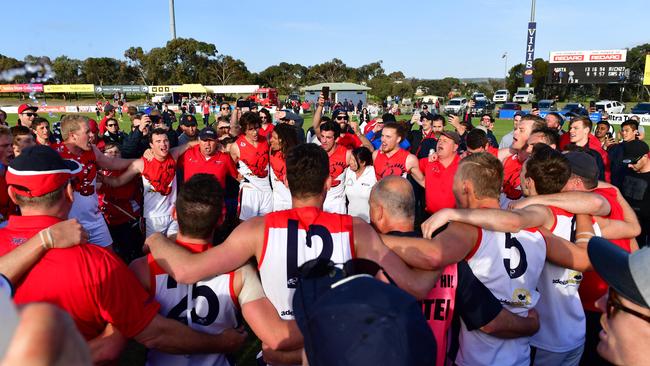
199;127;217;140
181;114;197;126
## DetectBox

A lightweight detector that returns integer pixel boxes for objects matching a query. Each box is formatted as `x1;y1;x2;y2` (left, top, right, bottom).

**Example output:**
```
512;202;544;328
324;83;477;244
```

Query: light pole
169;0;176;40
503;52;508;88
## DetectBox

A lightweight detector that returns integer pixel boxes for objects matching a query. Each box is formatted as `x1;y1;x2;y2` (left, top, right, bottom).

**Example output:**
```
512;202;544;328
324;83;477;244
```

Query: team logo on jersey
500;288;532;307
329;161;347;187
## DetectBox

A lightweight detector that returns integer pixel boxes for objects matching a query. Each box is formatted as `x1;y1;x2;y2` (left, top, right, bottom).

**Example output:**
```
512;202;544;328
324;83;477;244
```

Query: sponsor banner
94;85;148;94
609;113;650;126
147;85;174;94
549;50;627;64
0;84;44;93
644;55;650;86
44;84;95;93
523;22;537;85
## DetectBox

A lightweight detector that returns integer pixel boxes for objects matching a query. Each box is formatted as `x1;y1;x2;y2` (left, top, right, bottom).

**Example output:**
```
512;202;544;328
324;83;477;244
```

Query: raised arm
170;140;199;160
101;159;143;188
311;95;325;137
421;206;553;238
94;145;135;171
0;219;88;284
511;191;611;217
145;217;263;284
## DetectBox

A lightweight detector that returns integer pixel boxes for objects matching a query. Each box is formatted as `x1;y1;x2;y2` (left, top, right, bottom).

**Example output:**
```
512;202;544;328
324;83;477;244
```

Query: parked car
560;102;589;117
595;100;625;114
499;102;522;111
537;99;557;112
471;99;495;116
493;89;510;103
631;102;650;115
444;97;468;115
472;92;488;101
512;87;536;103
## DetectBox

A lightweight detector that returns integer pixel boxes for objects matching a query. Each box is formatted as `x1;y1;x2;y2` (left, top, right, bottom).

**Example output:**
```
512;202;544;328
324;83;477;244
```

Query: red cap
87;119;99;134
17;104;38;114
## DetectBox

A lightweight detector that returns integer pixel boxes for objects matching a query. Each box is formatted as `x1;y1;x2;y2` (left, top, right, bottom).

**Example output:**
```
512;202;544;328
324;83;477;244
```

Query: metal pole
504;52;508;88
169;0;176;40
530;0;536;22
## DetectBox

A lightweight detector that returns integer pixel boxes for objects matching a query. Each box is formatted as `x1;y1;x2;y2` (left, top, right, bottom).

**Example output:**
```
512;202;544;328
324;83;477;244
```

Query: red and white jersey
146;241;238;366
142;156;177;219
531;207;601;352
270;150;291;211
456;227;546;366
374;148;410;180
323;145;348;214
236;135;271;192
259;207;355;320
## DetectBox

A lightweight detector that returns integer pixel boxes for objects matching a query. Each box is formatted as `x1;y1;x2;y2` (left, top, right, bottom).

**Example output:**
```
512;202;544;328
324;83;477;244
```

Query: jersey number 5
503;233;528;279
286;219;334;288
166;277;221;326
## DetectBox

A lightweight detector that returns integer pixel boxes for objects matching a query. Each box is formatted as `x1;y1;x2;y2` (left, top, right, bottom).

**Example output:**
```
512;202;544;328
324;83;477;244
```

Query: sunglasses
606;288;650;323
22;113;37;117
218;126;231;130
622;154;646;165
335;116;349;121
220;107;229;110
107;124;118;127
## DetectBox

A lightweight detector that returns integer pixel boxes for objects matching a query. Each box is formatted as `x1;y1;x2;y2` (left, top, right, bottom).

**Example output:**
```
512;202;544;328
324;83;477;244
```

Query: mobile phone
321;86;330;100
606;132;613;139
236;100;251;109
532;102;539;109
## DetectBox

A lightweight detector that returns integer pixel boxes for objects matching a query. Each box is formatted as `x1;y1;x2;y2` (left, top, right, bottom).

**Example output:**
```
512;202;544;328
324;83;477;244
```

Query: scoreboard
547;50;628;85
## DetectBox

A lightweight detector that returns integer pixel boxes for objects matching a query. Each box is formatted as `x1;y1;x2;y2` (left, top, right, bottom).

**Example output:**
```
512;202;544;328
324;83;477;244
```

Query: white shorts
531;344;584;366
238;186;273;220
145;216;179;238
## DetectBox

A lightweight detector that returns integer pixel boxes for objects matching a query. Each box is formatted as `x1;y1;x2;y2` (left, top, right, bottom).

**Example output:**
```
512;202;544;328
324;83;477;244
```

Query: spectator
258;108;274;139
544;112;564;136
161;104;176;128
620;140;650;247
16;104;38;127
0;109;7;126
499;111;523;149
102;117;127;146
121;113;152;158
345;146;376;222
610;119;640;188
98;104;116;135
587;237;650;366
31;117;57;147
478;114;498;147
9;125;34;157
177;114;199;146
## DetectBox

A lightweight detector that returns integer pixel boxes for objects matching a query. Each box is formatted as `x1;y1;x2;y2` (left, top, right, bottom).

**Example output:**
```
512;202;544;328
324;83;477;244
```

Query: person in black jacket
120;113;152;158
102;117;127;146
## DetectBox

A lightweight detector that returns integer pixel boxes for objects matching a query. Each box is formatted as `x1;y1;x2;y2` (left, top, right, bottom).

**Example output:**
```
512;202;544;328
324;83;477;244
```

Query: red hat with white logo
17;104;38;114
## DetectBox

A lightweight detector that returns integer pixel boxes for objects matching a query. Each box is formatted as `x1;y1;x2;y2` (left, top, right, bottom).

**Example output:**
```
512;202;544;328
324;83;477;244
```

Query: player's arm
0;219;87;284
101;159;143;188
94;145;134;171
350;121;374;152
406;154;425;187
421;206;553;238
229;141;240;164
145;217;263;284
354;219;439;299
381;222;479;271
595;185;641;239
540;214;595;272
482;309;540;338
88;324;128;365
170;140;199;160
128;257;151;292
235;265;303;351
312;94;325;136
262;346;303;366
134;314;247;354
510;192;611;217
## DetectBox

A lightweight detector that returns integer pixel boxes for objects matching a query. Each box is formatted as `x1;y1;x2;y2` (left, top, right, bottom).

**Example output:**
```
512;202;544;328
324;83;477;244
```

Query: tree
82;57;124;85
210;55;252;85
356;61;385;82
367;75;393;101
506;63;525;95
51;56;82;84
256;63;308;94
306;58;352;83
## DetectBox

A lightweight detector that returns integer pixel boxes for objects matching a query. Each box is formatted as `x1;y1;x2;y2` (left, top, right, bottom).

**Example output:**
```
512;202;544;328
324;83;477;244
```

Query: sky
3;0;647;80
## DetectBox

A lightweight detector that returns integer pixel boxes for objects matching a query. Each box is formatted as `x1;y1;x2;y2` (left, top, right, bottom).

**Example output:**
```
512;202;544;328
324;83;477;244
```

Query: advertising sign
547;50;628;84
94;85;148;93
644;55;650;86
44;84;95;93
0;84;44;93
523;22;537;85
147;85;173;94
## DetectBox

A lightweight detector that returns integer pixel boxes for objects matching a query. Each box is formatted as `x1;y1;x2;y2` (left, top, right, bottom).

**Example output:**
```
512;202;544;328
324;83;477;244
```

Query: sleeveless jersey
502;154;523;200
456;227;546;366
323;145;348;213
55;143;105;231
422;263;458;366
236;135;271;192
270;150;291;211
530;207;601;352
374;148;410;180
146;241;238;366
142;155;177;219
259;207;355;320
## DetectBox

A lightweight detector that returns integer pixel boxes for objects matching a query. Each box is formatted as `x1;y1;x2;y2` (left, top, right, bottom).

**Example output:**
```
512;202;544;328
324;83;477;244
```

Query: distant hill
459;77;504;83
